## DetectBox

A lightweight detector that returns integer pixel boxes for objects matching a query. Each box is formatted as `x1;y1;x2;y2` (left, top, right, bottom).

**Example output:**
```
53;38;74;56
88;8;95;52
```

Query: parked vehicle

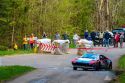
112;28;125;34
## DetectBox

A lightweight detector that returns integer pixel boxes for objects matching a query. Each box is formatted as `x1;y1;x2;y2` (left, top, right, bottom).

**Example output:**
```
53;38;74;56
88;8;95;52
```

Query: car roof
113;28;125;30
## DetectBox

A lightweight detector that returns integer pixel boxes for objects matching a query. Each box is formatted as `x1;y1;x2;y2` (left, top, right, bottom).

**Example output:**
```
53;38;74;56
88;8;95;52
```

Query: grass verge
0;49;33;56
0;65;35;83
111;55;125;83
118;55;125;69
69;43;76;48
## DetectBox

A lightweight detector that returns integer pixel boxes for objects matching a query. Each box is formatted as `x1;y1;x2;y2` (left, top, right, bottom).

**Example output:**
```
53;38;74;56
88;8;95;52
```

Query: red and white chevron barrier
39;43;57;52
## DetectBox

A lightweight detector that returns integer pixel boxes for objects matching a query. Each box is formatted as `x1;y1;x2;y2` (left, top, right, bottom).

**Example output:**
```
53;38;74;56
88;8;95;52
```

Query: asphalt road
1;46;125;83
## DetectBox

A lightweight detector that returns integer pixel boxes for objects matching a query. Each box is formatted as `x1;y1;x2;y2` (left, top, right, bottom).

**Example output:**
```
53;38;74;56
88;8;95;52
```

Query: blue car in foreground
71;52;112;71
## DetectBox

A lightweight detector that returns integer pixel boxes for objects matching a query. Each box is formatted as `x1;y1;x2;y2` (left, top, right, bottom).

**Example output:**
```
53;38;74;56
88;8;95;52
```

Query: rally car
71;52;112;71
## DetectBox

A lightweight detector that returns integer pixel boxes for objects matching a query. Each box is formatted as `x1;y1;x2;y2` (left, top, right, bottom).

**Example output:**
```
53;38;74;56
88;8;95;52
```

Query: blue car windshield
81;53;98;59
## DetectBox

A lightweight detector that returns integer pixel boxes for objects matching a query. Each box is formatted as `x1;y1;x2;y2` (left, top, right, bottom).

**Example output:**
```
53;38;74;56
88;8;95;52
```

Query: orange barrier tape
77;47;117;51
78;47;106;50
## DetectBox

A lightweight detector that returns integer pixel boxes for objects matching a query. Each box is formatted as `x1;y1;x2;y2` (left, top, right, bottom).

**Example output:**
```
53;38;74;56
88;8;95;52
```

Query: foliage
69;43;76;48
0;45;8;51
0;65;35;82
0;0;125;48
118;73;125;83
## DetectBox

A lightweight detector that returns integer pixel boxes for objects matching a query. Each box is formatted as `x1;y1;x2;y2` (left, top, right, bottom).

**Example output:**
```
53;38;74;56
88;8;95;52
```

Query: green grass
69;43;76;48
0;49;33;56
118;55;125;69
0;44;76;56
118;73;125;83
117;55;125;83
0;65;35;82
113;55;125;83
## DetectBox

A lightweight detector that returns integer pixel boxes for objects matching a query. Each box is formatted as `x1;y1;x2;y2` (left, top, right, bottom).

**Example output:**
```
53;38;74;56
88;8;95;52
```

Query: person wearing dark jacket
90;31;96;46
42;32;47;38
103;30;111;47
84;30;89;39
62;32;68;40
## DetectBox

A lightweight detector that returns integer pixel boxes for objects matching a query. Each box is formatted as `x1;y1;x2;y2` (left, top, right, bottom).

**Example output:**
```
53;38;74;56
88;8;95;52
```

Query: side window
100;55;104;60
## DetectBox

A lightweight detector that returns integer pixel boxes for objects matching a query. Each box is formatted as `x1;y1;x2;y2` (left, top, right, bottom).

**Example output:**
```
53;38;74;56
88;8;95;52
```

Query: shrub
0;45;8;51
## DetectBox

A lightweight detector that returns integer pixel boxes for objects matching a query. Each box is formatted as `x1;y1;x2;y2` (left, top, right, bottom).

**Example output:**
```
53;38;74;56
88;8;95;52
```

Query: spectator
14;43;18;50
120;32;124;48
73;33;80;46
108;31;114;46
29;33;34;49
103;30;111;47
42;32;47;38
84;30;89;39
62;32;68;40
90;30;96;46
96;32;100;38
23;35;28;50
114;32;120;48
99;32;104;46
54;32;60;40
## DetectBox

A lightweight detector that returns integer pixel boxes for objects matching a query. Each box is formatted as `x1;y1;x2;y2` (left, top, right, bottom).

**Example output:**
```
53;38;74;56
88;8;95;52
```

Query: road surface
1;47;125;83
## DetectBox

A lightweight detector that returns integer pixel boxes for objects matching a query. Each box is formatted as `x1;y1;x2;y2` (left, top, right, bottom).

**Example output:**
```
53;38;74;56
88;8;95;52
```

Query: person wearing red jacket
29;33;34;49
114;32;120;48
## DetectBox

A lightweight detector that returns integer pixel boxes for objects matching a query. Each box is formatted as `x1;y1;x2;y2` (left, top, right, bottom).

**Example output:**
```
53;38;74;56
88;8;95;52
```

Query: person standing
84;30;89;39
54;32;60;40
103;30;110;47
99;32;104;46
62;32;68;40
120;32;124;48
23;35;28;50
42;32;47;38
14;43;18;50
29;33;34;49
114;32;120;48
90;30;96;46
73;33;80;46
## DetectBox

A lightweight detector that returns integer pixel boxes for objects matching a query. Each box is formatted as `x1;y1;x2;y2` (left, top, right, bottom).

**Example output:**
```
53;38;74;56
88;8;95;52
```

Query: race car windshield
81;53;98;59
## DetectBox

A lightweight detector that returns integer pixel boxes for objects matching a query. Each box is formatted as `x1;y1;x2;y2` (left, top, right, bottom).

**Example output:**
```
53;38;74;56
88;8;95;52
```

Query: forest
0;0;125;48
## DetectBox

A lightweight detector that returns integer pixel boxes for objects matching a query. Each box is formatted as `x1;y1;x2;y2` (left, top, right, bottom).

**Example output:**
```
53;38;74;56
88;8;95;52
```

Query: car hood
76;58;95;63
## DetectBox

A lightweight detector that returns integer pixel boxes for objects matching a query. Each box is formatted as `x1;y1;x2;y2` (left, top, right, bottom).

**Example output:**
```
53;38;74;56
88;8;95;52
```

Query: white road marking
104;75;112;81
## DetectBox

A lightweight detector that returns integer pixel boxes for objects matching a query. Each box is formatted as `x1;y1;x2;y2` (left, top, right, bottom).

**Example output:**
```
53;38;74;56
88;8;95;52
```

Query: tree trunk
11;26;15;48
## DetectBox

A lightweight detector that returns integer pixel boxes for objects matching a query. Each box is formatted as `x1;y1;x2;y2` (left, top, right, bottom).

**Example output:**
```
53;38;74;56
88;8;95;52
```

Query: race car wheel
73;67;77;70
108;63;112;70
95;66;99;71
95;63;100;71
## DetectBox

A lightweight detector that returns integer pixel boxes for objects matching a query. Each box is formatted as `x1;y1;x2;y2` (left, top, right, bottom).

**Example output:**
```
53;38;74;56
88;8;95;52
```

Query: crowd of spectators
22;30;124;50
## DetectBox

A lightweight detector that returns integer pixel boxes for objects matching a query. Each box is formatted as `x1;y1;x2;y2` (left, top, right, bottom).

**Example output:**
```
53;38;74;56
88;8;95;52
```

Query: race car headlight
71;58;78;63
90;60;96;64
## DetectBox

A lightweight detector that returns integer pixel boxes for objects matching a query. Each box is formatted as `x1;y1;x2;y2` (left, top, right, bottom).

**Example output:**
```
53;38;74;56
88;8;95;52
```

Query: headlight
71;58;78;63
90;60;96;64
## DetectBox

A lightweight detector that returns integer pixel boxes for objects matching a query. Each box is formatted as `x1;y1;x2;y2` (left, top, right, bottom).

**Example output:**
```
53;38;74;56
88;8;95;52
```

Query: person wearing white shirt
73;33;80;46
